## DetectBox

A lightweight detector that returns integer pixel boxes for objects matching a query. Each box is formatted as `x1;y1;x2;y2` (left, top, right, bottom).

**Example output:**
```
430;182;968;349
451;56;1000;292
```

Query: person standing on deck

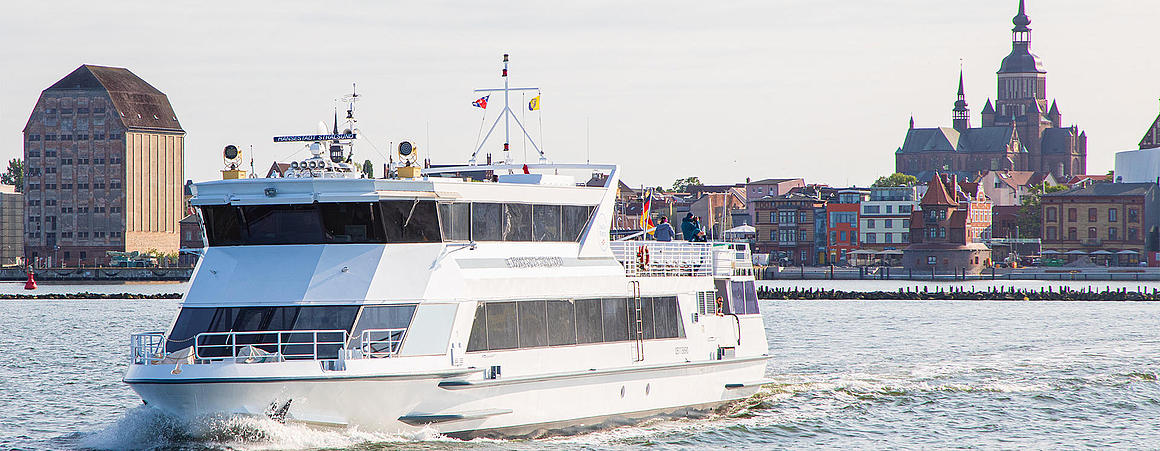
655;216;675;241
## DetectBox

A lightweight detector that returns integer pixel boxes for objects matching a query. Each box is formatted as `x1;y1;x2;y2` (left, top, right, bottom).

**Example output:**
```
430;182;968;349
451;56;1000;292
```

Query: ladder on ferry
631;281;644;362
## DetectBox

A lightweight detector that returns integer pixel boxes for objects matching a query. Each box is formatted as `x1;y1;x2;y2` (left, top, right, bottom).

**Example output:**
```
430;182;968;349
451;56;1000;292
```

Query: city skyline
1;0;1157;188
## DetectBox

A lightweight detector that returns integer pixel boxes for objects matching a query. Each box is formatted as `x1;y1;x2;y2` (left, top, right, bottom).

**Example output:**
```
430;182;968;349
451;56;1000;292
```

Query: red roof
920;173;958;207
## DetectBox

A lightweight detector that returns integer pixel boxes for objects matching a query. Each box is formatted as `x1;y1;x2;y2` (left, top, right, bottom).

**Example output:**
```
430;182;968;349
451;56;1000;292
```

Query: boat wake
73;406;456;451
72;367;1117;450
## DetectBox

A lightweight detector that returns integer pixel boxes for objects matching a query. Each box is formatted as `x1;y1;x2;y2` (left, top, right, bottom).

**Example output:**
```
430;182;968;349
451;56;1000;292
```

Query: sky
1;0;1157;189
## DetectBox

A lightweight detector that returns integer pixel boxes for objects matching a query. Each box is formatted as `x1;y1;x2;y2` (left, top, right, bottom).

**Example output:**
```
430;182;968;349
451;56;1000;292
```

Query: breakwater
0;292;183;300
757;285;1160;301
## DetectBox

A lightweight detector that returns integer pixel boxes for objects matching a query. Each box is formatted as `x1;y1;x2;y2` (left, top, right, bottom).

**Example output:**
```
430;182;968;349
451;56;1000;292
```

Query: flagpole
503;54;511;163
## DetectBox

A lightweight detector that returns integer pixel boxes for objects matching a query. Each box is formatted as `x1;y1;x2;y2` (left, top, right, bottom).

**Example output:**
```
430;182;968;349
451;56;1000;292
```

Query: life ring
637;246;651;270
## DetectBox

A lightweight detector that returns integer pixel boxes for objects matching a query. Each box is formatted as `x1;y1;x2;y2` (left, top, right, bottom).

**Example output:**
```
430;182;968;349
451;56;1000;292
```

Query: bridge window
502;204;533;241
201;201;441;246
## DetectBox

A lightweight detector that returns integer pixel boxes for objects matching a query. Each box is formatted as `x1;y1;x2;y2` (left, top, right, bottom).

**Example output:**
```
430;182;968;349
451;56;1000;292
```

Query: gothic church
895;1;1087;180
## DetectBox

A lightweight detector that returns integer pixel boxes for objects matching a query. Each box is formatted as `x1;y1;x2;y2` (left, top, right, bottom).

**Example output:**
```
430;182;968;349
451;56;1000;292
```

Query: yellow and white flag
528;95;540;111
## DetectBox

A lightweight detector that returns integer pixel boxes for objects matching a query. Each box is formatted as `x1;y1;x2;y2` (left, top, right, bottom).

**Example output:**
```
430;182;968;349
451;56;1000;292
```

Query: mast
471;54;546;165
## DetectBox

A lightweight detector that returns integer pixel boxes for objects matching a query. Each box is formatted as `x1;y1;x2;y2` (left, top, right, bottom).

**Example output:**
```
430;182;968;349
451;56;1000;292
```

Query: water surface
3;294;1159;449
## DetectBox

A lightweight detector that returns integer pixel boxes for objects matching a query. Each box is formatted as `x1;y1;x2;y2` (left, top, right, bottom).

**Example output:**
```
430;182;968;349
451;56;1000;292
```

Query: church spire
952;70;970;132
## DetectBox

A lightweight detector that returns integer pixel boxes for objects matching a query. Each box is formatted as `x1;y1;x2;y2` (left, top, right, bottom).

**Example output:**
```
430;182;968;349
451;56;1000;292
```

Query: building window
1068;208;1077;222
769;230;775;240
768;212;775;224
884;232;893;243
867;219;875;229
1088;208;1097;222
1087;227;1097;239
778;210;796;225
939;227;946;238
830;231;837;244
1045;207;1057;222
866;233;876;243
899;205;912;213
1108;228;1118;240
927;256;937;265
863;205;880;214
1108;208;1118;222
1046;226;1057;240
901;232;909;243
885;205;893;214
1068;228;1077;240
1129;208;1140;223
1129;228;1139;240
884;219;893;228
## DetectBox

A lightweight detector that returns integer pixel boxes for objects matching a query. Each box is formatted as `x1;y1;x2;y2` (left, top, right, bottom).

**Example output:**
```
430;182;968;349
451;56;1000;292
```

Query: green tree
1016;184;1070;238
871;172;918;187
1;158;23;192
671;176;702;193
362;160;374;178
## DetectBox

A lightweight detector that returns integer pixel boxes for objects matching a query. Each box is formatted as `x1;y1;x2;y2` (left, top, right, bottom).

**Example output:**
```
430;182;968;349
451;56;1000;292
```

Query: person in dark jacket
654;216;675;241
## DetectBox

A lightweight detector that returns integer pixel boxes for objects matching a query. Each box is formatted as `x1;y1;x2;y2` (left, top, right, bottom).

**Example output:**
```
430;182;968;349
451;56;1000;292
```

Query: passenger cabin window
466;296;683;352
166;304;417;358
165;306;361;358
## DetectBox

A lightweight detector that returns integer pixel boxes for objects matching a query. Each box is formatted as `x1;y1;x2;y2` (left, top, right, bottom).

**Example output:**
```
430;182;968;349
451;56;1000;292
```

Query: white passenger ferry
125;60;769;438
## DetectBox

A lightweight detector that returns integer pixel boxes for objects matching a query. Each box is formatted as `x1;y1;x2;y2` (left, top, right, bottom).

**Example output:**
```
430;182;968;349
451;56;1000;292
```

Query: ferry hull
125;357;766;437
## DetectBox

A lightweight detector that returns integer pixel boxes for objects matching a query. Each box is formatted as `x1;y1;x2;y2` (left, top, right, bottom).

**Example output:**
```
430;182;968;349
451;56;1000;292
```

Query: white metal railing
130;331;166;364
360;328;408;358
610;241;714;277
194;330;349;362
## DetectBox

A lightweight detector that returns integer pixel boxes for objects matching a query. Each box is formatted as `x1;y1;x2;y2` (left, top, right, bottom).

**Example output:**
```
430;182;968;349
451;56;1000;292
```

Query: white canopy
725;225;756;234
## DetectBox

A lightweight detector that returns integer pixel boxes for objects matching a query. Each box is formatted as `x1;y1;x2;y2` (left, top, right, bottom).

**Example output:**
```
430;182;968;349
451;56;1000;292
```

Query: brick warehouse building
895;1;1087;181
22;65;184;266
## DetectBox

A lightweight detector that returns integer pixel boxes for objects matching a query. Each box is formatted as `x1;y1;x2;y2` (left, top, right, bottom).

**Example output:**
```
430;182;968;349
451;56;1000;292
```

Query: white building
1114;147;1160;184
859;186;918;250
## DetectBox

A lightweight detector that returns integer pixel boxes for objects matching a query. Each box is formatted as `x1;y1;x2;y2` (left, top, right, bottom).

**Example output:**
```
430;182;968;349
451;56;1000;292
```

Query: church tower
994;0;1047;125
952;71;970;132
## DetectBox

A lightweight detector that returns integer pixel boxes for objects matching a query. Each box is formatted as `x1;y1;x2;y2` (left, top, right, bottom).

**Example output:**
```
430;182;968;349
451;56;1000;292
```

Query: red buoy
24;267;36;290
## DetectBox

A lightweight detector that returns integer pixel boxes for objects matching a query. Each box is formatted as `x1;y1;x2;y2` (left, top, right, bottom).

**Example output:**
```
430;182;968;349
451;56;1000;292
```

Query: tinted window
729;281;746;315
171;306;359;358
466;303;488;352
628;297;655;340
201;206;242;246
320;203;385;243
742;281;759;315
243;205;326;244
166;307;216;352
575;298;604;344
533;205;561;241
517;300;548;348
503;204;532;241
562;205;592;241
380;200;441;242
601;298;630;342
652;297;683;339
439;203;471;241
547;300;577;346
351;304;416;348
202;202;440;246
472;203;502;241
485;302;518;350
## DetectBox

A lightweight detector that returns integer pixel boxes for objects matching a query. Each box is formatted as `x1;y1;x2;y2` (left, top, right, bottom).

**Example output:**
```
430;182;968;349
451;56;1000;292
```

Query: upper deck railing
609;241;753;278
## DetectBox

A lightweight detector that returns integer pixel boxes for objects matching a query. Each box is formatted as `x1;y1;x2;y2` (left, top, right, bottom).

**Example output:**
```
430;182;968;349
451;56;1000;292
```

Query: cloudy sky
1;0;1156;188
